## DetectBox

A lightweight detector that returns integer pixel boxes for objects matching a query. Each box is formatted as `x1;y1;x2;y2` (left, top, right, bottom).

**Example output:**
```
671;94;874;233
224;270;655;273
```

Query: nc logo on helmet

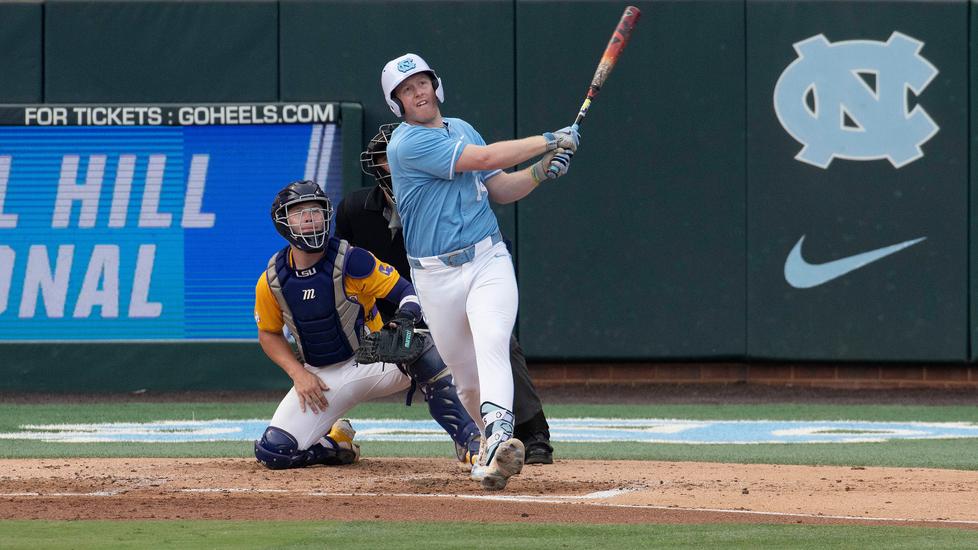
773;31;939;169
397;58;417;73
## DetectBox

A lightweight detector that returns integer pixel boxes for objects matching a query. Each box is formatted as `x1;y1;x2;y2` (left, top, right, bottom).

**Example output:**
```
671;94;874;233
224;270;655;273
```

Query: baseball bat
548;5;641;177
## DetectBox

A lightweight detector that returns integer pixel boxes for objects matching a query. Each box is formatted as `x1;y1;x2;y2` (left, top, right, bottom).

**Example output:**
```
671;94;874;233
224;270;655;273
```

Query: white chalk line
178;487;978;525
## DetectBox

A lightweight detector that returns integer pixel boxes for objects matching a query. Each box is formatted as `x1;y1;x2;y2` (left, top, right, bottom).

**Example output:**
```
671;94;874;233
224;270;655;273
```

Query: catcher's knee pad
407;346;480;450
254;426;355;470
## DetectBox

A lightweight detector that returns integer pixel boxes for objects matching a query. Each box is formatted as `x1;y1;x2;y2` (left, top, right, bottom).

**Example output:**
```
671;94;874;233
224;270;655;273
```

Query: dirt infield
2;457;976;529
2;386;976;528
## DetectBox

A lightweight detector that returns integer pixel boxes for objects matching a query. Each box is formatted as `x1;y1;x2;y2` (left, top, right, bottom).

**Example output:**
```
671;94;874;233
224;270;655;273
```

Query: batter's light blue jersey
387;118;503;258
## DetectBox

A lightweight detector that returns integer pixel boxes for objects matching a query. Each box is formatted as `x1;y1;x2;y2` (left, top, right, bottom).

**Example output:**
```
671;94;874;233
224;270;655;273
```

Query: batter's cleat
477;438;524;491
325;418;360;464
469;439;487;481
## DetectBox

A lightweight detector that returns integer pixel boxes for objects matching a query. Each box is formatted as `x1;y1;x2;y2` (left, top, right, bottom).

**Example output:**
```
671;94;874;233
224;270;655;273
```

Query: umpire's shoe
475;438;524;491
523;432;554;465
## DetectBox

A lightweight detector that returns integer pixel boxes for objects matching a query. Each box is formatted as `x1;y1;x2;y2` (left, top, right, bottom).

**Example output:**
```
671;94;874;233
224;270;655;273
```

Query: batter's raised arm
455;126;580;173
483;148;575;204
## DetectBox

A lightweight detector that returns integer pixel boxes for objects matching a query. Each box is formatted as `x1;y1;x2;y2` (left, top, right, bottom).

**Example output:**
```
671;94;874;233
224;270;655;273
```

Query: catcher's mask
271;180;332;252
360;123;397;203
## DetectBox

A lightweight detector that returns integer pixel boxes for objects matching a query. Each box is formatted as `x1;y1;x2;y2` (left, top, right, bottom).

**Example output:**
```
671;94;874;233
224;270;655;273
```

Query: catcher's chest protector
265;239;363;367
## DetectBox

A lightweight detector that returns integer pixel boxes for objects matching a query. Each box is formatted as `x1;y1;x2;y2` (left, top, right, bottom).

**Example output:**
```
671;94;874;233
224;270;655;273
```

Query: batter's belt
407;230;503;270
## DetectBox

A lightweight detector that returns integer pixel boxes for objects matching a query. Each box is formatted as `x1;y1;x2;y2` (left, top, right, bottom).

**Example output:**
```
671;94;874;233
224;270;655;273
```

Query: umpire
335;123;554;465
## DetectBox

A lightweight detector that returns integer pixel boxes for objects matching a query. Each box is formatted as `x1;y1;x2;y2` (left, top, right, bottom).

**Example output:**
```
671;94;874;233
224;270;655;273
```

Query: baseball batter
337;123;556;466
253;180;477;470
380;53;578;489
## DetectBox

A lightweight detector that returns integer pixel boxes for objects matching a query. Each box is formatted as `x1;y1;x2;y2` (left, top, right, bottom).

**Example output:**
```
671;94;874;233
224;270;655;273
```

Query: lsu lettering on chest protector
264;238;363;367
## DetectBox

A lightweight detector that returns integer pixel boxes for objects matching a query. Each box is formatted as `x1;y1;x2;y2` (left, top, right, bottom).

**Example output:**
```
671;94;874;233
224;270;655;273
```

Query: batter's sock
480;401;515;463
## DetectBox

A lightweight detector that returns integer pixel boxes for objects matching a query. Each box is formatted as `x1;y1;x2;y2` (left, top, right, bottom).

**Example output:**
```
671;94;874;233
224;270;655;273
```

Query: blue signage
0;104;345;341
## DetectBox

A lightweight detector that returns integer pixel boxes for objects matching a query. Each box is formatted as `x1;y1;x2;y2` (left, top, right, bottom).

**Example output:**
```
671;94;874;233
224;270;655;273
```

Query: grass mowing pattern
0;401;976;469
1;520;977;549
3;402;978;427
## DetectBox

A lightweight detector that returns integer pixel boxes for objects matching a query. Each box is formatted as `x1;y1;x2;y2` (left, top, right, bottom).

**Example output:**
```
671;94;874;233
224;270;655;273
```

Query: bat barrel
547;6;640;178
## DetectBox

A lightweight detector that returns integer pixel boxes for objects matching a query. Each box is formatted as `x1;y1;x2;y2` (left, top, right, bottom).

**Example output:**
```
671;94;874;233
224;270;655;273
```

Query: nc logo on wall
773;31;939;169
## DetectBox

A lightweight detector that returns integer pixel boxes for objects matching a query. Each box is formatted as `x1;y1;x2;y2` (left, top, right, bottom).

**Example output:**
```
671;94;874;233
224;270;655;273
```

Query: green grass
0;401;976;469
1;521;977;549
2;438;975;470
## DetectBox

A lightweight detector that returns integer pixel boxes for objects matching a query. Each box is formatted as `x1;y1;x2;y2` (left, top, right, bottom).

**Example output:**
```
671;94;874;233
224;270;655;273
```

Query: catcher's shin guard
407;344;481;456
254;425;359;470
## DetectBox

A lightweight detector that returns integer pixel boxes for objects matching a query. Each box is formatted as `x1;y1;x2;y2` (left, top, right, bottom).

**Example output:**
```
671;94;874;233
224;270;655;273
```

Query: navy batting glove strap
546;150;574;179
542;131;558;151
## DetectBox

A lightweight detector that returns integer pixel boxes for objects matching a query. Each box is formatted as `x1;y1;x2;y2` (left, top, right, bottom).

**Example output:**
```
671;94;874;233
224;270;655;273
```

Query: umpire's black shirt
335;185;409;321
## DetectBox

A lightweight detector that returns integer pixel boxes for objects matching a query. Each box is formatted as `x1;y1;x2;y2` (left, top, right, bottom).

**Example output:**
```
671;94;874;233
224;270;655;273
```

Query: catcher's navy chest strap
265;238;363;367
407;230;502;270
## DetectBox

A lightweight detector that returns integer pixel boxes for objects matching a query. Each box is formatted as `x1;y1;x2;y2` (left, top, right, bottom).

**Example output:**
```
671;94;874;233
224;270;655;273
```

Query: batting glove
546;149;574;180
542;126;580;153
531;148;573;183
530;150;558;184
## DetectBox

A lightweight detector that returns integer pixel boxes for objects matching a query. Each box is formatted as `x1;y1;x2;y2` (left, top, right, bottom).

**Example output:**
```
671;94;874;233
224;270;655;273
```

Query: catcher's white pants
269;357;411;450
410;236;518;434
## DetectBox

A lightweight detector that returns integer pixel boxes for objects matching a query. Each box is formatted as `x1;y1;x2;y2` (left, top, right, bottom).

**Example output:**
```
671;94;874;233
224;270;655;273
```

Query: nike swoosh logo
784;235;926;289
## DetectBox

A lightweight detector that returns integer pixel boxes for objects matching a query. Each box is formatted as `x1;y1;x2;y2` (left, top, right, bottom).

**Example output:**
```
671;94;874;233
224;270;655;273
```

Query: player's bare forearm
485;169;540;204
455;136;548;172
259;329;330;414
258;330;307;379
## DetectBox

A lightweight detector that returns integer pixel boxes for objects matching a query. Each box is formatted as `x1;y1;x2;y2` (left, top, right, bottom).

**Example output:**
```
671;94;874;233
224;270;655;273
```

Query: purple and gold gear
270;180;332;252
406;342;481;460
254;426;357;470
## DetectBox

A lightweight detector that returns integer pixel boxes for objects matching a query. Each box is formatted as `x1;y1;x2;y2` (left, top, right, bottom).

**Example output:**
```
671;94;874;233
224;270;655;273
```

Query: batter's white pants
410;237;519;434
269;357;411;450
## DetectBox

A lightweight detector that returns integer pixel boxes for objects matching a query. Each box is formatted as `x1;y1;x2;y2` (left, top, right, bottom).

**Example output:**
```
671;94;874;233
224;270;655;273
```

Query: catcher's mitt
356;322;428;366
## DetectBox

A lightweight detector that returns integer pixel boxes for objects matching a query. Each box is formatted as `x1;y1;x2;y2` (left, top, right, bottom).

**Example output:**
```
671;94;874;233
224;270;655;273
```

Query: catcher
253;180;479;470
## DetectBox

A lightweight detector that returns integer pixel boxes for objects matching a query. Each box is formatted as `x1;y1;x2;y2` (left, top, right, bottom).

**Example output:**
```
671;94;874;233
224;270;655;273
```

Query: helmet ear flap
433;76;445;103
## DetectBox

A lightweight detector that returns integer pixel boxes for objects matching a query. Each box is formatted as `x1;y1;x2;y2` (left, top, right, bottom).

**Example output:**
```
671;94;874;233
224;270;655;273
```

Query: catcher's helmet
270;180;332;252
360;123;397;203
381;53;444;117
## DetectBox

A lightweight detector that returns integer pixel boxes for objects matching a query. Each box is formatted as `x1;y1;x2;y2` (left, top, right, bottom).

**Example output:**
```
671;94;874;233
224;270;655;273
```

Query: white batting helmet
381;53;444;117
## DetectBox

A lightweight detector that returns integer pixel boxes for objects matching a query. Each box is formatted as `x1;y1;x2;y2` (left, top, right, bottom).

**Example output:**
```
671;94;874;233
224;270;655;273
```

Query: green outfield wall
746;1;969;361
0;0;976;391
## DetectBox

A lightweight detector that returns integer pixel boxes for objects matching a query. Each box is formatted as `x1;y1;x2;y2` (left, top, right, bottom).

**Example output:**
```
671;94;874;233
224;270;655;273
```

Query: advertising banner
0;102;344;342
746;2;968;360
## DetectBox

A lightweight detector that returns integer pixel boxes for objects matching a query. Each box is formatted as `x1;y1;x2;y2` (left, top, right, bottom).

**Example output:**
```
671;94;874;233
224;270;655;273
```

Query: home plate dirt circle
1;458;977;529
